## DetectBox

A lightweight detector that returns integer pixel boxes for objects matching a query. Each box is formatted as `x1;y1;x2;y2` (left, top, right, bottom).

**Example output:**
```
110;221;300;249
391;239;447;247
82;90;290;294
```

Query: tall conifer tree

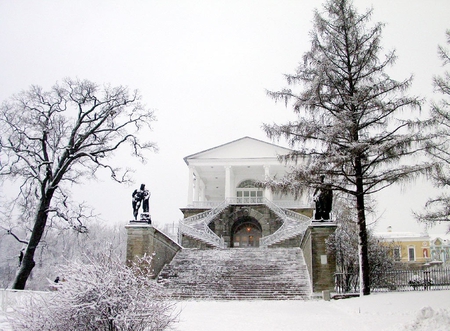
416;30;450;230
264;0;430;295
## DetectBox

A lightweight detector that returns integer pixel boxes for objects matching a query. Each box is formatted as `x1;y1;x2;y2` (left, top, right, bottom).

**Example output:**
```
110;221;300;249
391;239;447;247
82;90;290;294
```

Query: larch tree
416;30;450;230
0;78;157;290
263;0;430;295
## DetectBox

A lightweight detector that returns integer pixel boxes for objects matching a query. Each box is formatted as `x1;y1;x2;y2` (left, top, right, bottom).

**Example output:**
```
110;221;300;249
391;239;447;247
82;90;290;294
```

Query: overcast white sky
1;0;449;236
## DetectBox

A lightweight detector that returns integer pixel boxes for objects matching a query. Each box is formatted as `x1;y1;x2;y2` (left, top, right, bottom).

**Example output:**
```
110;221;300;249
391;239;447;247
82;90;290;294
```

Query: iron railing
335;267;450;294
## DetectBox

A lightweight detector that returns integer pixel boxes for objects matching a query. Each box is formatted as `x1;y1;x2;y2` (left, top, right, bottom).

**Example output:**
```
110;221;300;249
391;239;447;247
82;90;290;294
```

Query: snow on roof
183;136;292;164
376;231;430;241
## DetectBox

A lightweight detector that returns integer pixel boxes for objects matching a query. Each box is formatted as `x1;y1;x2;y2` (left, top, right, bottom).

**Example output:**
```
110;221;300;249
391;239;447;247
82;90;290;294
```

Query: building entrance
231;217;262;248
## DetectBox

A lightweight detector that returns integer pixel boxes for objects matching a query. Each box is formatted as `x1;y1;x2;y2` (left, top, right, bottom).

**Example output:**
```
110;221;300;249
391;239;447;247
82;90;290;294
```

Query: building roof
184;136;293;165
376;231;430;241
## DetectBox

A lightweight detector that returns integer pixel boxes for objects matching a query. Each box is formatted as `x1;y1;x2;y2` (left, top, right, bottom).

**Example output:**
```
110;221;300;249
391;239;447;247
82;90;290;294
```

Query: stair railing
179;197;311;249
178;221;225;248
182;199;229;227
179;199;229;248
260;198;311;248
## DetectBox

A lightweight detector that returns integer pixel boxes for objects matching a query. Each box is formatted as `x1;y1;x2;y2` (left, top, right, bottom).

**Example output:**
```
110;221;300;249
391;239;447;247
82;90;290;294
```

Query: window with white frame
393;247;401;261
236;180;263;203
408;246;415;261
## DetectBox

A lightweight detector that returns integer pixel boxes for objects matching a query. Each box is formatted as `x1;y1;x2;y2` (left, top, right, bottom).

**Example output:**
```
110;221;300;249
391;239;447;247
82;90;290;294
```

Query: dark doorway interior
231;216;262;248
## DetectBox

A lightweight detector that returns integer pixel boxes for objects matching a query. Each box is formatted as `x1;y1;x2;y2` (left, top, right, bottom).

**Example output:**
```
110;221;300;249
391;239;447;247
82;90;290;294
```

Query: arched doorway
231;216;262;248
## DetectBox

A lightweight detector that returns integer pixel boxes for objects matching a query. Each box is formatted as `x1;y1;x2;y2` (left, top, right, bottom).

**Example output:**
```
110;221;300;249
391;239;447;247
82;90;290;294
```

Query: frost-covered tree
10;253;178;331
263;0;430;295
0;78;157;289
416;30;450;231
0;220;127;290
327;198;394;292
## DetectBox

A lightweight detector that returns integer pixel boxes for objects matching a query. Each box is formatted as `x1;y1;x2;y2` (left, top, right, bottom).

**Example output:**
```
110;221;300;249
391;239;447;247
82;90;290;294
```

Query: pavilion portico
184;137;309;208
179;137;315;250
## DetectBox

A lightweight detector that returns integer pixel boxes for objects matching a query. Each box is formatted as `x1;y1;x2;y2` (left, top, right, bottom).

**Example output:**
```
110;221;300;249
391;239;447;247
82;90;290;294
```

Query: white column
187;166;194;205
194;175;199;202
224;166;232;199
199;179;206;202
264;165;273;201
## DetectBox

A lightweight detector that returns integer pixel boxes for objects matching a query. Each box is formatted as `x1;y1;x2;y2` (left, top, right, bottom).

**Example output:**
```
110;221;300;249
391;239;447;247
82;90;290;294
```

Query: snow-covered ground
1;290;449;331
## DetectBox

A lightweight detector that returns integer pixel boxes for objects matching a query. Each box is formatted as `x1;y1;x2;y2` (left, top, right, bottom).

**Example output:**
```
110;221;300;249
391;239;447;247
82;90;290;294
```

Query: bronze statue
132;184;151;223
313;175;333;221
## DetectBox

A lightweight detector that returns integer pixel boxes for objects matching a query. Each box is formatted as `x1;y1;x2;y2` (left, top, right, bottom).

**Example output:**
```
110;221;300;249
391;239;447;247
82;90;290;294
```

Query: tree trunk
12;190;54;290
355;162;370;295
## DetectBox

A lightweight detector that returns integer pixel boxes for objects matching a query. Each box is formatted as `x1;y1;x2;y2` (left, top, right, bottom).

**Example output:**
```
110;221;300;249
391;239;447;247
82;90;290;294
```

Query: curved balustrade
179;221;225;248
179;197;311;249
179;199;229;248
259;198;311;248
183;200;229;226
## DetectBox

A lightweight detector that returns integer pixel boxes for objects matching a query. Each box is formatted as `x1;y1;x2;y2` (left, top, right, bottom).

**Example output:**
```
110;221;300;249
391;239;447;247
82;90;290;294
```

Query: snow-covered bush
10;253;178;331
1;220;128;291
327;199;395;292
408;275;434;290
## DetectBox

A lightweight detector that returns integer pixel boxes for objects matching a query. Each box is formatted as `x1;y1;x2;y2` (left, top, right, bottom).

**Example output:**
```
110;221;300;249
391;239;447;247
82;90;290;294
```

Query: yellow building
377;226;430;266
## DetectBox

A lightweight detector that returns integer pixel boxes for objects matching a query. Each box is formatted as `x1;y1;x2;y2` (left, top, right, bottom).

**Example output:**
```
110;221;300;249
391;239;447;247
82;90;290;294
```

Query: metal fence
335;267;450;294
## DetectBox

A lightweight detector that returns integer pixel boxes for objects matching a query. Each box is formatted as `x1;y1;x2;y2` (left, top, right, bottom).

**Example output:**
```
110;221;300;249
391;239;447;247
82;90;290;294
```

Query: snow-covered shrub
10;253;178;331
327;199;395;292
408;275;434;290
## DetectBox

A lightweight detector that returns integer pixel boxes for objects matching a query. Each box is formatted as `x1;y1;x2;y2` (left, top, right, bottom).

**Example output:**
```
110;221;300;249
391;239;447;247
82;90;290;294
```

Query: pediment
184;137;292;163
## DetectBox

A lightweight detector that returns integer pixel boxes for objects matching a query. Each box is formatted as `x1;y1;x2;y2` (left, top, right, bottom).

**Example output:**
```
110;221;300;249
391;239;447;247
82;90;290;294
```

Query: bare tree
11;254;178;331
263;0;430;295
416;30;450;231
0;78;157;289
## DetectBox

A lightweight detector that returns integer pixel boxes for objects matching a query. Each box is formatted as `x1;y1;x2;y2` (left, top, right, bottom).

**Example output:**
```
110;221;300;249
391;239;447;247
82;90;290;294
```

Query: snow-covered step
157;248;311;300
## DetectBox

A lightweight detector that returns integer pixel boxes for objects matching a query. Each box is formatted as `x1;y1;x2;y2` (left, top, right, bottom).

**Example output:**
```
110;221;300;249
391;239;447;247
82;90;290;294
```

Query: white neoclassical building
179;137;315;249
184;136;310;208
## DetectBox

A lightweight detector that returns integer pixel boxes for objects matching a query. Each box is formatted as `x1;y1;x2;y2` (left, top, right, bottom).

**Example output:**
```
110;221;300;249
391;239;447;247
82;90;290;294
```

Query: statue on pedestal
132;183;151;223
313;175;333;221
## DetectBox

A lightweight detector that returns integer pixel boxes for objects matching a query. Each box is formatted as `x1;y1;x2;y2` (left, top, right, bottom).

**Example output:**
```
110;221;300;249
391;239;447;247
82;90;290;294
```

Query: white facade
184;137;310;208
430;237;450;264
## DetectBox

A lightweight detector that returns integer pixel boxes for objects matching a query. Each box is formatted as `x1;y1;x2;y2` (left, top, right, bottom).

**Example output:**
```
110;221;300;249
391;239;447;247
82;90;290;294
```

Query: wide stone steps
157;247;311;300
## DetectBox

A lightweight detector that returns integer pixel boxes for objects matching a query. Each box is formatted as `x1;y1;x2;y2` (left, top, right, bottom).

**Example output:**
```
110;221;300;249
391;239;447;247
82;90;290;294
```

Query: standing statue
313;175;333;221
132;184;151;223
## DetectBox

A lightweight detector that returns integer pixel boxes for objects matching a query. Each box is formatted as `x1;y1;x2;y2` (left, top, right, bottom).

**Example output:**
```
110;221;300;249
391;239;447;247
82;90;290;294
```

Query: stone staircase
157;248;311;300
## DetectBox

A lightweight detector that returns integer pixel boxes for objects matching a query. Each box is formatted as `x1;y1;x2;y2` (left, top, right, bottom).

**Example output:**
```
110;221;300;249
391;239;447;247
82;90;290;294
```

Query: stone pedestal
126;222;181;278
301;222;337;294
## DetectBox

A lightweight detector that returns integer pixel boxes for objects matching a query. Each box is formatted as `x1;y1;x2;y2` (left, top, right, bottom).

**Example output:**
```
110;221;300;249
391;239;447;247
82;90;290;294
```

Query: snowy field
1;290;449;330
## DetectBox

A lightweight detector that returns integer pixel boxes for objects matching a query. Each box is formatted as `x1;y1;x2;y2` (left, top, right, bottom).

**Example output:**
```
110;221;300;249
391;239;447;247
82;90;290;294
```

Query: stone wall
289;208;314;218
180;234;215;249
301;223;337;293
126;223;182;278
269;233;303;248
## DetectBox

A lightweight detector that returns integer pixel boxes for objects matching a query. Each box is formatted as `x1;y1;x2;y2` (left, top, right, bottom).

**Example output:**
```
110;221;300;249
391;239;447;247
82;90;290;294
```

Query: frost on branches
416;30;450;231
263;0;431;295
10;254;178;331
327;199;394;293
0;78;157;289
